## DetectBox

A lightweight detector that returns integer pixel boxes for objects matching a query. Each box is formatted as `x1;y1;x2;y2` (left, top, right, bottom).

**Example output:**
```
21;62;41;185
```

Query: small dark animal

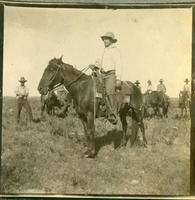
41;91;62;116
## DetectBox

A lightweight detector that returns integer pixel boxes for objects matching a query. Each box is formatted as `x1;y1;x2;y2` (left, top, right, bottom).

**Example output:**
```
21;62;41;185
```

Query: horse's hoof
83;149;96;158
142;141;147;147
84;152;96;159
118;143;127;149
143;144;147;148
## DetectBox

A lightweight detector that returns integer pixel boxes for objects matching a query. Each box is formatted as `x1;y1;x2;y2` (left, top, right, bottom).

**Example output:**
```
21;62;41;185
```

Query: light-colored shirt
101;43;123;80
183;83;190;93
136;85;142;92
146;84;153;93
15;85;29;99
157;83;166;93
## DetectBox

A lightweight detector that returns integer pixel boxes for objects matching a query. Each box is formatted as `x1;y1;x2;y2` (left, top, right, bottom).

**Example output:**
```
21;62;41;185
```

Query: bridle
47;62;62;91
48;61;90;91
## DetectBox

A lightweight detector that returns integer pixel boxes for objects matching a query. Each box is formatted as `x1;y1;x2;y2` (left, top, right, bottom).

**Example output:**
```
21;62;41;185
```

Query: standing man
183;78;190;100
15;77;33;124
157;79;166;94
134;80;141;92
100;32;123;124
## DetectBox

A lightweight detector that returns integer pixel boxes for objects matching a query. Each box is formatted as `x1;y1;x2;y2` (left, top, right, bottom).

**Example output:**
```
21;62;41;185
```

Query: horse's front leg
86;112;96;158
119;109;128;147
139;119;147;147
78;114;89;149
41;103;45;117
79;112;96;158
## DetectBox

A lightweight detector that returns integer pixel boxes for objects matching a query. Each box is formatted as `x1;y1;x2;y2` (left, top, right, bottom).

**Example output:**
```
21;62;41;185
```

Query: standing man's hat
147;80;151;83
19;77;27;82
101;32;117;43
159;78;163;82
185;78;189;83
135;80;140;85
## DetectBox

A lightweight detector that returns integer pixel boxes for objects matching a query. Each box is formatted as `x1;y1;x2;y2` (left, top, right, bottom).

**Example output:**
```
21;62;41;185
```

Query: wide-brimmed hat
101;32;117;43
134;80;140;85
159;78;163;82
147;80;151;83
185;78;189;83
19;77;27;83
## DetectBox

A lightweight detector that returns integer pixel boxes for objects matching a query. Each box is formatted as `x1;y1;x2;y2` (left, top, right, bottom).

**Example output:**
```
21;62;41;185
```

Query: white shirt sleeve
114;49;123;80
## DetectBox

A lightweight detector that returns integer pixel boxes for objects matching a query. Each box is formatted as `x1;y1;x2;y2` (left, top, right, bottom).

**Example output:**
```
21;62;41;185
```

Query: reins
66;65;90;89
48;63;62;87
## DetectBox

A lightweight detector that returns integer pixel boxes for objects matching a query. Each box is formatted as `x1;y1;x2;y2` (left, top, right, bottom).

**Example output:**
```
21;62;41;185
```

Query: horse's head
38;57;64;95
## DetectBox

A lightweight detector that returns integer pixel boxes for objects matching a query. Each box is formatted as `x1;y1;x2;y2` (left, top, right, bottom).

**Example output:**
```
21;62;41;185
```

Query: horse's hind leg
134;109;147;147
130;119;139;146
139;120;147;147
181;108;184;118
184;107;188;118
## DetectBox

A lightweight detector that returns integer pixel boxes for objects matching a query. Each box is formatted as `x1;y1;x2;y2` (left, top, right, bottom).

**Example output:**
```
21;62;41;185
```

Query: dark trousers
16;98;33;123
103;71;117;117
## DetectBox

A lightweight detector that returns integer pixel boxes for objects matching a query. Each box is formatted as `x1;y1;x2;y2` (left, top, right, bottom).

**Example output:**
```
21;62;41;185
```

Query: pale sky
3;6;192;97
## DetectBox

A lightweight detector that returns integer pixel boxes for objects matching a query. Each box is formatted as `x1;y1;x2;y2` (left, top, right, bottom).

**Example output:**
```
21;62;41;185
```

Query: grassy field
1;96;190;195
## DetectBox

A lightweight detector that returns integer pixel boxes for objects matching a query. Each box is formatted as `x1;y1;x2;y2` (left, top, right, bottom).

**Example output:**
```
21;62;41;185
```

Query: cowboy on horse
90;32;123;125
145;80;153;94
157;79;166;94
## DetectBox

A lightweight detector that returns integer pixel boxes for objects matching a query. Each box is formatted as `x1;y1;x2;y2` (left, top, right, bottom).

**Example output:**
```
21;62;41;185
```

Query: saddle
91;70;133;103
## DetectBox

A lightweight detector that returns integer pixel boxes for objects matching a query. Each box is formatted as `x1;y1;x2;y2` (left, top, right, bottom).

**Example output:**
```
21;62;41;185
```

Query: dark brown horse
38;57;147;158
143;91;169;118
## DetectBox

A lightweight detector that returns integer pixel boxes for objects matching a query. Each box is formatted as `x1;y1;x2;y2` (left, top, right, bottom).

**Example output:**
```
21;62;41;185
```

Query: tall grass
1;97;190;195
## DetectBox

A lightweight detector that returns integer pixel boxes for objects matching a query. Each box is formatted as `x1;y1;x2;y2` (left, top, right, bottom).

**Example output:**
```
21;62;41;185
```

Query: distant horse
38;57;147;158
56;92;74;118
143;91;169;118
179;90;190;118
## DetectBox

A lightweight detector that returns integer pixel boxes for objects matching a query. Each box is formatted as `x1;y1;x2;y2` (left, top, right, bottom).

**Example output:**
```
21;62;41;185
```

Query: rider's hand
89;64;95;70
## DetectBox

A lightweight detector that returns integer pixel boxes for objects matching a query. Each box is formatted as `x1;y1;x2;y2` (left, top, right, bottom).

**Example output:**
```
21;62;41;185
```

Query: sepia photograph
1;4;192;196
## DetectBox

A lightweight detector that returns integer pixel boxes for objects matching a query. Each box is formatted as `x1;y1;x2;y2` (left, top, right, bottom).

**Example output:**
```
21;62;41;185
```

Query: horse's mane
49;57;89;79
